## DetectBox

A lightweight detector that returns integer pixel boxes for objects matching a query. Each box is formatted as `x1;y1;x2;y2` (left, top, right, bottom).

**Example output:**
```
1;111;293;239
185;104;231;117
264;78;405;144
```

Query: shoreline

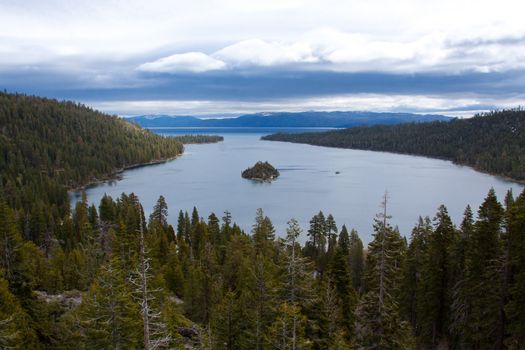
262;138;525;185
68;137;224;195
68;155;181;194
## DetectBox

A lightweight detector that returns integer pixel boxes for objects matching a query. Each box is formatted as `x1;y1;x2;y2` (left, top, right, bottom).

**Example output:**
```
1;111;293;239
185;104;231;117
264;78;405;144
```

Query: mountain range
127;111;451;128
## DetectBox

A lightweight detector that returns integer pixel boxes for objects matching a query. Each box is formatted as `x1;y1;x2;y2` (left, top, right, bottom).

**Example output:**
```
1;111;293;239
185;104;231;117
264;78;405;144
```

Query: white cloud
90;93;525;117
213;39;318;66
137;29;525;73
2;0;525;71
137;52;226;73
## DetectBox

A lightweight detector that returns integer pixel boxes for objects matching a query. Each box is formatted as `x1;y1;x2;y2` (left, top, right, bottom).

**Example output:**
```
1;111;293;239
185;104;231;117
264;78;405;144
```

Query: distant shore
263;136;525;185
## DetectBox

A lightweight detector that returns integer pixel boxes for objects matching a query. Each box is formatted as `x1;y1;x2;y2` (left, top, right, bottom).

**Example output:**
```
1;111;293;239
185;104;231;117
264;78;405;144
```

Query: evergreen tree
79;257;141;349
316;278;351;349
245;253;278;349
0;201;23;284
325;214;338;257
355;193;413;349
505;189;525;348
328;230;358;340
222;210;233;240
449;206;474;348
348;228;364;292
99;194;116;223
207;213;221;245
177;210;186;243
305;211;327;272
280;218;314;350
267;302;311;350
464;189;504;348
252;208;276;256
417;205;456;348
212;290;245;350
133;208;171;350
150;195;168;228
0;275;36;349
401;217;431;336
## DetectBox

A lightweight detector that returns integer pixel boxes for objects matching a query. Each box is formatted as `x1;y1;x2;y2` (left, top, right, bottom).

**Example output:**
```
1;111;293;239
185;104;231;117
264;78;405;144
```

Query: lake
71;128;524;244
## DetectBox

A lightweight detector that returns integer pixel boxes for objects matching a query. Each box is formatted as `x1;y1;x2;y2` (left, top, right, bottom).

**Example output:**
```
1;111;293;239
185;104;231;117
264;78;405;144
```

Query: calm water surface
71;128;523;243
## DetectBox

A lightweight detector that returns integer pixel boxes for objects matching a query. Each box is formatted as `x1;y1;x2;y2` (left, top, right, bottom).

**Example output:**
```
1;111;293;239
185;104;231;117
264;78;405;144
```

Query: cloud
2;0;525;115
137;52;226;73
213;39;318;66
90;93;525;117
137;29;525;74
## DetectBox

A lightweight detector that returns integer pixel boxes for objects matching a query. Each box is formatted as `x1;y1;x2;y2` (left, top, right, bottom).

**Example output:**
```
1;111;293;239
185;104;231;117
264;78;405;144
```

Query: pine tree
222;210;233;241
200;241;221;342
355;193;413;349
252;208;276;256
73;192;93;244
348;228;364;292
0;201;23;283
212;290;245;349
280;218;314;350
246;253;278;350
0;275;36;349
176;210;186;243
316;278;351;349
401;217;431;334
305;211;326;272
133;207;171;350
79;257;141;349
464;189;503;348
150;195;168;228
325;214;338;257
417;205;456;348
207;213;221;245
267;302;311;350
99;194;116;223
505;189;525;348
328;236;358;340
449;206;474;348
495;190;515;349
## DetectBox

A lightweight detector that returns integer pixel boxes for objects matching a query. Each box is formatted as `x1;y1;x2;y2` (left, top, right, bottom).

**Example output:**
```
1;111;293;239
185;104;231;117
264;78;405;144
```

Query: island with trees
241;161;280;181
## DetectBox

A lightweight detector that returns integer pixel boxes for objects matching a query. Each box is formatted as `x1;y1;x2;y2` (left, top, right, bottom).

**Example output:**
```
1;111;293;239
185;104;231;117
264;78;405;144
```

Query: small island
242;161;280;182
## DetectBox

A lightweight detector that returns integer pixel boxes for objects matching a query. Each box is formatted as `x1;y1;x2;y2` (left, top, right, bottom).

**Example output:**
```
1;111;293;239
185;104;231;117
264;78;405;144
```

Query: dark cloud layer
3;68;524;104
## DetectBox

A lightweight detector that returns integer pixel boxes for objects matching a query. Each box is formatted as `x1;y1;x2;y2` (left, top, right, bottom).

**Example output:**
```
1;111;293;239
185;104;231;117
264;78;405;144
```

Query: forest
1;188;525;349
0;92;184;214
1;92;524;349
0;92;222;215
262;109;525;182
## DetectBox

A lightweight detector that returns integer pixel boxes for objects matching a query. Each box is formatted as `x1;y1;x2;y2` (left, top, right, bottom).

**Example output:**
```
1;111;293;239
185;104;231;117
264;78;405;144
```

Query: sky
1;0;525;116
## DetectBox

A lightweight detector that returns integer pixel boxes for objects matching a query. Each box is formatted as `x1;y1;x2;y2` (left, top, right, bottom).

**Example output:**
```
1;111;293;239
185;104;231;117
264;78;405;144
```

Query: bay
71;127;523;243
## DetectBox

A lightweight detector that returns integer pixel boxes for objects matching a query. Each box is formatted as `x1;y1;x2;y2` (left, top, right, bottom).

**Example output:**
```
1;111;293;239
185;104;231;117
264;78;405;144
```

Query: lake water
71;128;523;244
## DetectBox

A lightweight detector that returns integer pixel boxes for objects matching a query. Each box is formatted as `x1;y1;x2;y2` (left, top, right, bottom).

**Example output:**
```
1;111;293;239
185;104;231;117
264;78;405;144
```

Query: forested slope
263;109;525;182
0;92;184;210
0;93;524;349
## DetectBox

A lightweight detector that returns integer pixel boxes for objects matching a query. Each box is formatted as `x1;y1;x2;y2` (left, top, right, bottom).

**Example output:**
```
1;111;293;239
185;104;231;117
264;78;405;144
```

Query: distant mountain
127;111;451;128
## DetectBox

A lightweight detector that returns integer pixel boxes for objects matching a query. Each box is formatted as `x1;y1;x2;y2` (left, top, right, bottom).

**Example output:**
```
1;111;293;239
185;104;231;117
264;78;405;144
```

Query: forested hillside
0;93;524;349
263;109;525;182
0;92;185;211
1;188;525;349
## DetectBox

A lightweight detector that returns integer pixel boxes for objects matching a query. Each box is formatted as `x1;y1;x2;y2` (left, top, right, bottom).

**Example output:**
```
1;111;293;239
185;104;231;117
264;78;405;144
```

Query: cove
71;128;523;243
